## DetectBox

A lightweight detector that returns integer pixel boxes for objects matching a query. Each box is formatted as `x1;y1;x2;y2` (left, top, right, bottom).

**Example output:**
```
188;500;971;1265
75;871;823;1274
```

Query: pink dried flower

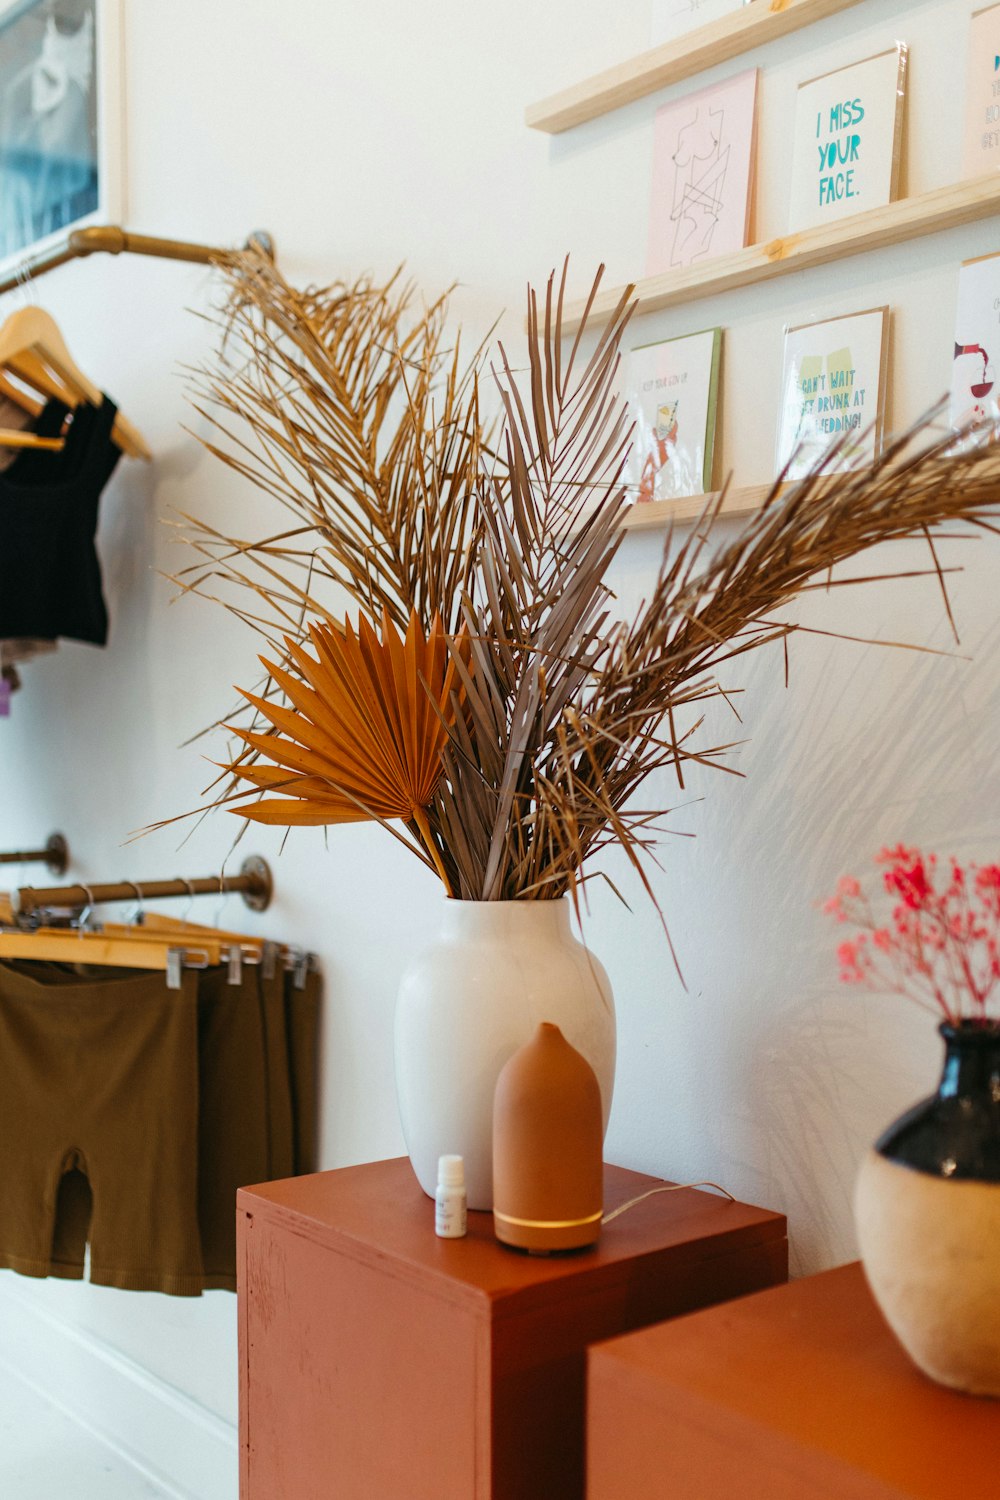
876;844;918;865
822;847;1000;1026
884;859;931;909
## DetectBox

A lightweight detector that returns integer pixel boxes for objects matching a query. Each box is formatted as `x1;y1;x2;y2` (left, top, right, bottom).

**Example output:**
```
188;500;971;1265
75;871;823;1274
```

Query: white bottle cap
437;1154;465;1188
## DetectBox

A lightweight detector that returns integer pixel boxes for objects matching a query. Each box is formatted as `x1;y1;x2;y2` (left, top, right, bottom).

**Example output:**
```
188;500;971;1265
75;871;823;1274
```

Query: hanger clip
293;950;313;991
166;948;183;991
227;942;243;986
262;940;278;980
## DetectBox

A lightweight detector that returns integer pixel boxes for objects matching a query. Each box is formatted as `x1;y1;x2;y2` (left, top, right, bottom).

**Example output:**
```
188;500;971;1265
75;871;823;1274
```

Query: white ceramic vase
394;897;616;1210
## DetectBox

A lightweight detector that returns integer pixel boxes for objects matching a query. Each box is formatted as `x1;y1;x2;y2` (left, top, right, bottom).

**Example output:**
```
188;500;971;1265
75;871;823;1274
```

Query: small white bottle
434;1154;467;1239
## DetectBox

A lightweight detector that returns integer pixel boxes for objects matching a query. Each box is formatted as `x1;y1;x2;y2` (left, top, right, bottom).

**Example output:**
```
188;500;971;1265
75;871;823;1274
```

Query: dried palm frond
433;272;637;900
523;418;1000;907
170;251;492;650
223;610;468;891
168;251;1000;922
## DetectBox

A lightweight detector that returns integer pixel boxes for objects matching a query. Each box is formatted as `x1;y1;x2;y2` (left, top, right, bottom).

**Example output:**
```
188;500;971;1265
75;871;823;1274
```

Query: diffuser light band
493;1207;604;1230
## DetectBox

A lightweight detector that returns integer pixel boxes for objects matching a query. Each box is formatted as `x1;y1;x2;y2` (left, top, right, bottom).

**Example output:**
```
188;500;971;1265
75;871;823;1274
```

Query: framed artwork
787;46;907;233
775;307;890;480
647;68;758;276
0;0;123;272
962;4;1000;179
626;327;722;502
951;252;1000;433
650;0;750;46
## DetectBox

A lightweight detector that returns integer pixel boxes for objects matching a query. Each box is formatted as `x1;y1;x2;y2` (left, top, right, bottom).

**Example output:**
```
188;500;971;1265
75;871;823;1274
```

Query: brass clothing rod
14;854;273;915
0;833;68;875
0;225;274;297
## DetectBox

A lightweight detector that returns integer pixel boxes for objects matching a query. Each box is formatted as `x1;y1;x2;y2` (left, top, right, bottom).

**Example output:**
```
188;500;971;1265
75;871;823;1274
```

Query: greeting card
775;308;889;479
952;252;1000;433
650;0;750;46
647;69;758;276
787;47;907;233
627;328;722;502
962;4;1000;178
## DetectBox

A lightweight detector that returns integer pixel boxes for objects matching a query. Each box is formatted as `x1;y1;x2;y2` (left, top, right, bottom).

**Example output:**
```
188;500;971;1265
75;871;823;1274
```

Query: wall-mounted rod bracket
0;832;69;875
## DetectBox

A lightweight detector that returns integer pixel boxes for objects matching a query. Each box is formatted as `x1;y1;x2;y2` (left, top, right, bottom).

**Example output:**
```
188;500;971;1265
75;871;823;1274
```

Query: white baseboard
0;1281;237;1500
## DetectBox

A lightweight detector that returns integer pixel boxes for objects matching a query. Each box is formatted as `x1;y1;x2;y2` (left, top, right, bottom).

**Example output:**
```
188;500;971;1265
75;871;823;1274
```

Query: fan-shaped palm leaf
223;609;467;887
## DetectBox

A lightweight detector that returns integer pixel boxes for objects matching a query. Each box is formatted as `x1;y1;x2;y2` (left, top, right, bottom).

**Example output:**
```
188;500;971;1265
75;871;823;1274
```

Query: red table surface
588;1260;1000;1500
238;1156;787;1308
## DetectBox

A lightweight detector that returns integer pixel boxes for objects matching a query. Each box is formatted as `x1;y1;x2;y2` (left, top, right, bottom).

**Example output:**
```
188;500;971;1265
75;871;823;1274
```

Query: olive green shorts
0;957;321;1296
0;961;203;1295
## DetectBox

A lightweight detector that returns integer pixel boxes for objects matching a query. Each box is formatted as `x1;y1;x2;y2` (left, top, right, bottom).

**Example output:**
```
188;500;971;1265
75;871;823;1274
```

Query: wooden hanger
0;307;151;461
102;916;270;963
0;924;273;994
130;912;311;983
125;910;285;955
0;369;43;417
0;925;216;975
0;430;64;453
131;914;311;986
0;368;56;452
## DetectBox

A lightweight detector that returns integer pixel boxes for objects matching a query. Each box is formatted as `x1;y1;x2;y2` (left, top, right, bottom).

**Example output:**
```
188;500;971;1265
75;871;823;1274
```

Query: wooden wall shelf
620;481;779;531
525;0;865;135
557;174;1000;333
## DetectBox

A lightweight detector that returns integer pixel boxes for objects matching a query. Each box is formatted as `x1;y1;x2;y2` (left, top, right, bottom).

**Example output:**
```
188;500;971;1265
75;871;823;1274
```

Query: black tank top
0;395;121;646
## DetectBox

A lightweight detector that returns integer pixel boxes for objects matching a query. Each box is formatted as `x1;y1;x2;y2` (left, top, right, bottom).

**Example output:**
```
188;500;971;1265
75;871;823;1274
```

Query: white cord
602;1180;736;1225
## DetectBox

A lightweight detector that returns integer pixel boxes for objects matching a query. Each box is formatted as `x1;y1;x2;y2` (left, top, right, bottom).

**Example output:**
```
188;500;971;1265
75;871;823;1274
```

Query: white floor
0;1361;175;1500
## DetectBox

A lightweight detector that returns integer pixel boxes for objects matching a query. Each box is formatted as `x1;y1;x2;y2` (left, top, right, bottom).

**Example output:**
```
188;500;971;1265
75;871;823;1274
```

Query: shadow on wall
708;601;1000;1275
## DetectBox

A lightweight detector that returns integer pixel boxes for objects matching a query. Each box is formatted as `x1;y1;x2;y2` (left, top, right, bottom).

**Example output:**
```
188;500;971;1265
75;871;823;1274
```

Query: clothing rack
0;833;68;876
13;854;273;916
0;225;275;297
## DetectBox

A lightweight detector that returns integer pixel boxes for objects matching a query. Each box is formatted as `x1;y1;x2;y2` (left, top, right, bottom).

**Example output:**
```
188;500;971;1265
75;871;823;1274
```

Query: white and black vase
855;1020;1000;1396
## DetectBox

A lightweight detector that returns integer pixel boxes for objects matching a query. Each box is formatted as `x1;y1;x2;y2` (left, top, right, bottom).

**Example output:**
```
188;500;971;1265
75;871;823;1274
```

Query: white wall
2;0;999;1490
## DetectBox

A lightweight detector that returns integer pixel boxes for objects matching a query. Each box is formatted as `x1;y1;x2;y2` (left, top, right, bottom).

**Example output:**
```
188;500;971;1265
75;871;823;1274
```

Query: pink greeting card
647;68;758;277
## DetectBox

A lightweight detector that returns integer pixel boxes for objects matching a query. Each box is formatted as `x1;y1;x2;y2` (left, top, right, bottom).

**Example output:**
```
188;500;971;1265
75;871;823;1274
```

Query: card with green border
627;327;722;503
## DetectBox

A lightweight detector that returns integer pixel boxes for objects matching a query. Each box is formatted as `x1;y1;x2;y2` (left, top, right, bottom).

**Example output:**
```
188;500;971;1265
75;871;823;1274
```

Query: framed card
0;0;123;273
775;307;889;480
627;327;722;502
787;46;907;233
647;68;758;276
961;4;1000;178
951;252;1000;433
651;0;750;46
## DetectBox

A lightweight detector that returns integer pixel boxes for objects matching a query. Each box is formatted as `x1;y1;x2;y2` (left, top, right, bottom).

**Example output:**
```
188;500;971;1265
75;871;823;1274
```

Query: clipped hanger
128;909;283;955
42;920;265;986
105;875;272;955
101;918;263;964
0;926;212;987
98;880;268;972
0;307;151;461
121;910;297;982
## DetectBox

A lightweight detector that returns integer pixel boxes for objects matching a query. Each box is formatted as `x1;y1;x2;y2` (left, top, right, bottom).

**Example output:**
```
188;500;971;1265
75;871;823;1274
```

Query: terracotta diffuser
492;1022;604;1253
